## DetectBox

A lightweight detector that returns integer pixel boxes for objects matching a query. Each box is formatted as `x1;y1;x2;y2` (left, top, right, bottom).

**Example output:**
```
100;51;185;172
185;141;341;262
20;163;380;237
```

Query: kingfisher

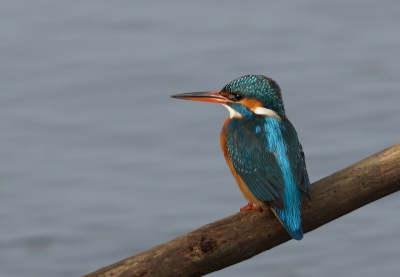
171;75;310;240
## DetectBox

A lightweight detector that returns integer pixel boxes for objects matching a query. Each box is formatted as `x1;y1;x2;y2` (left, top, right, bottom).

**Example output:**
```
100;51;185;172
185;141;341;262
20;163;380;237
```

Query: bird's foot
240;203;260;212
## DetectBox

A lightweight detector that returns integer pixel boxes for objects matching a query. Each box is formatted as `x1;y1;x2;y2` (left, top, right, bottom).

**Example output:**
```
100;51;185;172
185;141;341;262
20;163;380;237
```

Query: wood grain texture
84;143;400;277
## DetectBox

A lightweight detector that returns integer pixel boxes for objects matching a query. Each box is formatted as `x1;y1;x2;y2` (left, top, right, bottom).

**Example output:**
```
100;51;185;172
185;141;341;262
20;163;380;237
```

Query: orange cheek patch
240;98;264;110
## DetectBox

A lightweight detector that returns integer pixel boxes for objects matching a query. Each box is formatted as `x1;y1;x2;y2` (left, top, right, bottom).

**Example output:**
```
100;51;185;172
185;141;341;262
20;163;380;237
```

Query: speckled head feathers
221;75;286;118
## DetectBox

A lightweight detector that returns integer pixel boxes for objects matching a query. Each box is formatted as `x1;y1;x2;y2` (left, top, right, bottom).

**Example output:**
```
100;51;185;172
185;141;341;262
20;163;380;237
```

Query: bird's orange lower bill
171;90;233;104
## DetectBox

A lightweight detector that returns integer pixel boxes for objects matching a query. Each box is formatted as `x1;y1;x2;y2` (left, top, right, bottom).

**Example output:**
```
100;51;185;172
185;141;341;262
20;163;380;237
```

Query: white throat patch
222;104;242;118
222;104;281;120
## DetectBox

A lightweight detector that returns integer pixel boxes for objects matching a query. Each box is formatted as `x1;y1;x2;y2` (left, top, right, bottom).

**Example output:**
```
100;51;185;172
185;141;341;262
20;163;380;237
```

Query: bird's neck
223;103;254;120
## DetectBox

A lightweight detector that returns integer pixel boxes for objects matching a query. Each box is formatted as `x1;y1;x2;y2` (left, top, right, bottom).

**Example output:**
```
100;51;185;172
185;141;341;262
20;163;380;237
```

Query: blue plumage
171;75;311;240
224;115;308;240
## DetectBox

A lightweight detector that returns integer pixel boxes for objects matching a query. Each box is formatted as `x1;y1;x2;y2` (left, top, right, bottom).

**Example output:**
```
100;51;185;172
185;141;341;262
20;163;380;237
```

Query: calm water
1;1;400;276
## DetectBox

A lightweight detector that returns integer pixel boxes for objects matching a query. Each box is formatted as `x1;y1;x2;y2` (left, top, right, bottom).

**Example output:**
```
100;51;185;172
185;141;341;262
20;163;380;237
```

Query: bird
171;75;310;240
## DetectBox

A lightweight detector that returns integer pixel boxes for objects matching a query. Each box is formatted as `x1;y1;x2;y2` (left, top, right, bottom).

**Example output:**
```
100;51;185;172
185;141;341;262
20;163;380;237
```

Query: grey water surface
1;1;400;276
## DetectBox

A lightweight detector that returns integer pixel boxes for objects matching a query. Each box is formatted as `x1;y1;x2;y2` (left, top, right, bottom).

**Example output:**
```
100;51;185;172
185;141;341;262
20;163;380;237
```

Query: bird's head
171;75;286;120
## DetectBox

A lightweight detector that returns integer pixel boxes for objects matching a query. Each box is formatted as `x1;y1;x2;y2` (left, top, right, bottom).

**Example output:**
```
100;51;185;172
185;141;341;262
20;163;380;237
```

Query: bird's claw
240;203;260;212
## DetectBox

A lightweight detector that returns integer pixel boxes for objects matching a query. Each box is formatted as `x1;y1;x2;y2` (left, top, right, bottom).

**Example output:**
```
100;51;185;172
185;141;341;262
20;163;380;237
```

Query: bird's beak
171;90;233;104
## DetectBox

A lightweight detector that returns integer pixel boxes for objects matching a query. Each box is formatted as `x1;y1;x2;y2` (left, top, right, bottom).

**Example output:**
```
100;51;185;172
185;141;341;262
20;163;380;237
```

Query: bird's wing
225;117;285;205
225;117;310;208
281;120;311;197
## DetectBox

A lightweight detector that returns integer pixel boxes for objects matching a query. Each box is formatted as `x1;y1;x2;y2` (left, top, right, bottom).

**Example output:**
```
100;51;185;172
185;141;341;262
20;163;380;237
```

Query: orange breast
220;117;266;208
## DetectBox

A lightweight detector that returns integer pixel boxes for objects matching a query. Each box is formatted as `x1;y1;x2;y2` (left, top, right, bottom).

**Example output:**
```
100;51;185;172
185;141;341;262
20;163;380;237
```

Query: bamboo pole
84;143;400;277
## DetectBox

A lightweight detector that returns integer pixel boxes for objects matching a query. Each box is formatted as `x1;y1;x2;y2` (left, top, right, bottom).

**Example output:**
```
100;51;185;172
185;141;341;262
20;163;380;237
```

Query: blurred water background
1;1;400;276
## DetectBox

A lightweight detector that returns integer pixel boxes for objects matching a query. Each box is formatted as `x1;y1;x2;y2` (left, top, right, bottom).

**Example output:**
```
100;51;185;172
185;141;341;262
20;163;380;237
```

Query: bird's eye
232;93;243;101
225;92;243;101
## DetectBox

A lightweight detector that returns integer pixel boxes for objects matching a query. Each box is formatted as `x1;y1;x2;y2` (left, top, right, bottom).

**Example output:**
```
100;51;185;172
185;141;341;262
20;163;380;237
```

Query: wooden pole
84;143;400;277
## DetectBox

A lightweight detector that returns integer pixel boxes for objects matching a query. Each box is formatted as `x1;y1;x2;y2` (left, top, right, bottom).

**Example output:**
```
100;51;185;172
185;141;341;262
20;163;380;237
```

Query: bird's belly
220;118;268;209
233;169;268;208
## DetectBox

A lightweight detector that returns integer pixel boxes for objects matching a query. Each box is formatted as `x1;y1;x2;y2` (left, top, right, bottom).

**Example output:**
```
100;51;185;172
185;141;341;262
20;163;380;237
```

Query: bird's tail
285;225;303;241
272;206;303;241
